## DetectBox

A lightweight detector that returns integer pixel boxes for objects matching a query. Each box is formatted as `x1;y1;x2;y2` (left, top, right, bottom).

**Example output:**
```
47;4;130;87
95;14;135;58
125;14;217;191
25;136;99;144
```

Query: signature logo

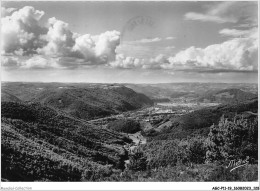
226;156;249;172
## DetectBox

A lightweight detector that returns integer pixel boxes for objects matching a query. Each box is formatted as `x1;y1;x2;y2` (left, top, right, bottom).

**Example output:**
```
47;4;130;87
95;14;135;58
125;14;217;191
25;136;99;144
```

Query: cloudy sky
1;1;258;83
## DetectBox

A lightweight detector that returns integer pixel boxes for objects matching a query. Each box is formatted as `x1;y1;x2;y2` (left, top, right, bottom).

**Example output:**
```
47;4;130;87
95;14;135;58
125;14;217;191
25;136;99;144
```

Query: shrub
206;115;258;163
140;140;190;169
128;150;148;171
186;136;207;164
81;165;113;181
205;164;258;181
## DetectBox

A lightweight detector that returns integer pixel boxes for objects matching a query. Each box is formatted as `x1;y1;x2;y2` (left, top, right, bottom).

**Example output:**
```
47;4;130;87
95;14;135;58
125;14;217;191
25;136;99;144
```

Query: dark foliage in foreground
104;114;258;182
128;150;147;171
102;163;258;182
206;115;258;163
139;137;207;169
1;101;131;181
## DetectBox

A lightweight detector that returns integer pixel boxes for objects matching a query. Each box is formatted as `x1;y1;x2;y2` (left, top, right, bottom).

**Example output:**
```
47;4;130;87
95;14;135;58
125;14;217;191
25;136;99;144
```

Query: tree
128;150;147;171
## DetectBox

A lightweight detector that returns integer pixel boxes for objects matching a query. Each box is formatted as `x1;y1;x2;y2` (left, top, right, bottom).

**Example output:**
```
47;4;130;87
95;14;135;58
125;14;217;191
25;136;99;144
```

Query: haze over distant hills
198;88;257;104
125;83;257;103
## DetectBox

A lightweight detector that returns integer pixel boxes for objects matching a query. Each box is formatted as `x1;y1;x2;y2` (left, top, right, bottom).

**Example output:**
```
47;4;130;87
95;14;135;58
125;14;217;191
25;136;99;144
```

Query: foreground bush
140;136;207;169
128;150;148;171
206;115;258;163
100;163;258;182
140;140;186;168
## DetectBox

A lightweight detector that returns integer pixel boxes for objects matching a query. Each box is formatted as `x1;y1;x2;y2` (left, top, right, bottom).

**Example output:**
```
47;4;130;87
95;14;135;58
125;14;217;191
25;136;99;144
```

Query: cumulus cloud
166;29;258;71
184;1;257;25
92;30;120;63
1;7;17;17
1;6;121;69
109;54;169;69
72;34;96;60
20;56;62;69
38;17;120;64
109;54;145;69
72;30;120;64
110;26;258;72
1;56;20;68
38;17;75;57
2;5;257;73
2;55;64;69
1;6;46;56
181;2;258;72
146;54;169;69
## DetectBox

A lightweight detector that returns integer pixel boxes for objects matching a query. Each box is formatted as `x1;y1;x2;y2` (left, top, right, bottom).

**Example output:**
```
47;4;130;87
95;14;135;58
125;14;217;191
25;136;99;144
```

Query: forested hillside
1;90;22;103
2;82;153;120
1;101;132;181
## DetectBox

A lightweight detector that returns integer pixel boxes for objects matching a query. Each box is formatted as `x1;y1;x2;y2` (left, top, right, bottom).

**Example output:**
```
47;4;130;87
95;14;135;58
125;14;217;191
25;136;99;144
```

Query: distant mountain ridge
198;88;257;104
125;83;257;102
31;86;153;120
2;83;153;120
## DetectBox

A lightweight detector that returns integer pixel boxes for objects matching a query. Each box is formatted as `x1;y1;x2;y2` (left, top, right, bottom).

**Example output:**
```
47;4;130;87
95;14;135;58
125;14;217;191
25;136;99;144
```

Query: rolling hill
1;101;132;181
31;86;153;120
125;83;258;100
2;82;153;120
198;88;257;104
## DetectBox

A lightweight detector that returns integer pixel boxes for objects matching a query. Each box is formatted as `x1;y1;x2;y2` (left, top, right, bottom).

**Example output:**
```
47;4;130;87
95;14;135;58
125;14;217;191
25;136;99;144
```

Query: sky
1;1;258;83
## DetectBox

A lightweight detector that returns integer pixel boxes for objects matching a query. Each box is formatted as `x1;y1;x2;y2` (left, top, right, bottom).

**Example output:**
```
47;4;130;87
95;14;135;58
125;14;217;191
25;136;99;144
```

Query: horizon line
1;81;258;85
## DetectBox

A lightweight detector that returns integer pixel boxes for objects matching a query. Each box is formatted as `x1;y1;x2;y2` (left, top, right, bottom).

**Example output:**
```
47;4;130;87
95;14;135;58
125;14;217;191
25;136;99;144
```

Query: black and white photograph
0;0;259;190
